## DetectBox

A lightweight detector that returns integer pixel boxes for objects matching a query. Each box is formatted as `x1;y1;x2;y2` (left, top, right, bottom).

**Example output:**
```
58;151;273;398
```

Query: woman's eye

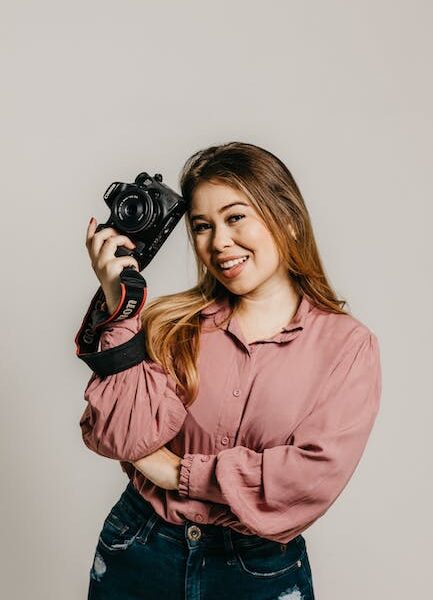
228;214;245;223
192;223;209;233
192;214;245;233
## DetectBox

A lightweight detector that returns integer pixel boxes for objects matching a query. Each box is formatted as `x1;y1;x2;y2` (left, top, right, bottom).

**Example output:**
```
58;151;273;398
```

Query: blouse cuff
100;313;142;350
177;453;226;504
103;311;142;331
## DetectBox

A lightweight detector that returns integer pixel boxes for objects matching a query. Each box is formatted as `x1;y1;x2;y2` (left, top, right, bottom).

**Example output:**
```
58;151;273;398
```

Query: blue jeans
87;481;316;599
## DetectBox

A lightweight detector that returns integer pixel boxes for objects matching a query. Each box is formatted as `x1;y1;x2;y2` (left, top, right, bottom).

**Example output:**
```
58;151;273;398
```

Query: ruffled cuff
177;453;226;504
100;313;142;350
103;311;141;331
178;454;194;497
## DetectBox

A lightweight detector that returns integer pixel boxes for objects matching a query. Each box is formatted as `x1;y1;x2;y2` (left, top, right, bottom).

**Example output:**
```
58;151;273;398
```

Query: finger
85;217;96;248
117;256;140;271
101;233;136;247
91;227;128;258
86;217;111;252
98;234;137;260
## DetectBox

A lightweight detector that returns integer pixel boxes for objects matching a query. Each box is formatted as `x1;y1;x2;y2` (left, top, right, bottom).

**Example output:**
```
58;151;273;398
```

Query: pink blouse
79;293;382;543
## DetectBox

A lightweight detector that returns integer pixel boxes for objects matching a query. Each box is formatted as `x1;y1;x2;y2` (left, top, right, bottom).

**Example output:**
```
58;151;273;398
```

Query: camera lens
113;189;157;232
125;203;138;217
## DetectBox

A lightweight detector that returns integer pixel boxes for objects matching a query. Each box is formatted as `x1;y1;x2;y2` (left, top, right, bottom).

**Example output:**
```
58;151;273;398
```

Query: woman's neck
234;284;301;333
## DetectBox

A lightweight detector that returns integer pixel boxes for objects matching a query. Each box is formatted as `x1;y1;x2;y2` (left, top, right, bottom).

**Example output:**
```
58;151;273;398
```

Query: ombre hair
140;141;348;407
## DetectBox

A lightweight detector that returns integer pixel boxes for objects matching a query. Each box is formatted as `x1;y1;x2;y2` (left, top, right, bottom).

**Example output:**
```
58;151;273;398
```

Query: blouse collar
200;293;315;346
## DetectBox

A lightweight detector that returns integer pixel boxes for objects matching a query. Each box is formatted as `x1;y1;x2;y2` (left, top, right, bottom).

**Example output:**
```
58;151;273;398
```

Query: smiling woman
188;179;300;321
82;141;381;600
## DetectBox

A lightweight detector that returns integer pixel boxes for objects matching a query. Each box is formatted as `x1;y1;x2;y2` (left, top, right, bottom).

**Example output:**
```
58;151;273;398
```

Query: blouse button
233;389;241;396
201;456;210;462
221;436;229;445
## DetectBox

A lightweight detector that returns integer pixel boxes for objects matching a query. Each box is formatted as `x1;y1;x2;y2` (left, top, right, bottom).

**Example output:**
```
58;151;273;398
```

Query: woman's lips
218;256;249;279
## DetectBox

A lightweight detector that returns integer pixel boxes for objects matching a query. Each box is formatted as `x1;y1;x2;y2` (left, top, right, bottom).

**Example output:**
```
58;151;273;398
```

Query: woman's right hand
85;217;140;315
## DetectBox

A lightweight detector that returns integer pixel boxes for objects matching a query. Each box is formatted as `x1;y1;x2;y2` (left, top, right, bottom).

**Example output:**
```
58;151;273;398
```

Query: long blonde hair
140;141;348;407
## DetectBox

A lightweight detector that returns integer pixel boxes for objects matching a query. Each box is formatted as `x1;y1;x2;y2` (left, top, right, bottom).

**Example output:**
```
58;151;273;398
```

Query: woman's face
189;180;286;297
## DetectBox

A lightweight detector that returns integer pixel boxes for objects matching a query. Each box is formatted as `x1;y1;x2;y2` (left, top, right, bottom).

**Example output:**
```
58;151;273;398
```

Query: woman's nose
210;226;234;252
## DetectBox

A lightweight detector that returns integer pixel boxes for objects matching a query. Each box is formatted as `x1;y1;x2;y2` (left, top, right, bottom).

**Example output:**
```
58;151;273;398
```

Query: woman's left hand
131;446;182;491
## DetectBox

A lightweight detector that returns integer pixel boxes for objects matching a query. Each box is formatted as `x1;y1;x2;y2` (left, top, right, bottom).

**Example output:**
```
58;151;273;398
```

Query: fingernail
89;217;94;224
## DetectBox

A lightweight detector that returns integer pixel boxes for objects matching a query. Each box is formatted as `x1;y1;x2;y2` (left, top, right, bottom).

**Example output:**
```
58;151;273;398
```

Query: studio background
1;1;432;598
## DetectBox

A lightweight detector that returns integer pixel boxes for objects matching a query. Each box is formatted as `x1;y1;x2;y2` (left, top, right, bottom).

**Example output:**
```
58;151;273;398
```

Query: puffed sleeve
79;312;188;462
178;331;382;541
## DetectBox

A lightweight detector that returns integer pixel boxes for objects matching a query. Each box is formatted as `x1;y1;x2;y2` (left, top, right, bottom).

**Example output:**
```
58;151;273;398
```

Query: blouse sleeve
79;312;188;462
178;330;382;540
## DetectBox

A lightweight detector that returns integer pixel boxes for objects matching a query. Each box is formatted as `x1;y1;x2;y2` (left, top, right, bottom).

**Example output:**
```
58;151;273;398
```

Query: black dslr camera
95;171;188;272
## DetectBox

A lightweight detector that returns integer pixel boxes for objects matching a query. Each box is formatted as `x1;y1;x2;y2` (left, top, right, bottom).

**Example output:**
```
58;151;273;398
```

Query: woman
81;141;381;599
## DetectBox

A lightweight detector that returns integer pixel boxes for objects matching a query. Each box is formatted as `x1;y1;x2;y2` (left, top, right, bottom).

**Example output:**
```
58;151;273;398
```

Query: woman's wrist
132;447;182;491
102;290;121;316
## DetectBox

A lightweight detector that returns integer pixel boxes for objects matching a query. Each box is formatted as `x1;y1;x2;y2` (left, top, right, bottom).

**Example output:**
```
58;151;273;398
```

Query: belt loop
222;527;236;566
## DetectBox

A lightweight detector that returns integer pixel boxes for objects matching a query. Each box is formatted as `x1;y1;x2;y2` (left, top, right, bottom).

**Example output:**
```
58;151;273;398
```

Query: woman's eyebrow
190;202;249;222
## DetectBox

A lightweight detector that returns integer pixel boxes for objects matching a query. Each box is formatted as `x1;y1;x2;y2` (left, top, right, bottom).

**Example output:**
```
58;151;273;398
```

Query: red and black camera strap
74;268;148;377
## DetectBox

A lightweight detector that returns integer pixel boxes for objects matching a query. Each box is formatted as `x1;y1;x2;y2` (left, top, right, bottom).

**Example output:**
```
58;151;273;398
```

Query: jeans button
187;525;202;540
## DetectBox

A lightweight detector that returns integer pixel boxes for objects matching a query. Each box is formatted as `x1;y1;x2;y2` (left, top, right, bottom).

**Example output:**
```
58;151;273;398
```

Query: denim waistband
120;480;305;552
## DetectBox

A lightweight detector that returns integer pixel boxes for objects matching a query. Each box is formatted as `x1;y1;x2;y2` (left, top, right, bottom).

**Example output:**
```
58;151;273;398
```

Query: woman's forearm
132;447;181;490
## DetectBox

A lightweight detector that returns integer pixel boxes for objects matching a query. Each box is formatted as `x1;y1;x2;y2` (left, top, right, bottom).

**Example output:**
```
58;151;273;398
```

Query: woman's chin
219;279;255;295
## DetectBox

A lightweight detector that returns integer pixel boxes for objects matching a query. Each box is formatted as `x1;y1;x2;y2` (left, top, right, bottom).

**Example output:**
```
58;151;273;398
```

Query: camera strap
74;268;148;377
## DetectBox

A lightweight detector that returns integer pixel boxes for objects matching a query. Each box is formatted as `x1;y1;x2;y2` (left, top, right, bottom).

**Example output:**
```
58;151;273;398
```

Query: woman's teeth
220;256;249;270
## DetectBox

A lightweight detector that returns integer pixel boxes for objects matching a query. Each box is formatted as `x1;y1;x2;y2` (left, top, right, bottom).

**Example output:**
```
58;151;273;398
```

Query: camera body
95;171;188;271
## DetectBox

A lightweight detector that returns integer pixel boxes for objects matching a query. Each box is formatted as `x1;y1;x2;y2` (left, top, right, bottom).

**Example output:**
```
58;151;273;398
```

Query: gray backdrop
1;1;432;598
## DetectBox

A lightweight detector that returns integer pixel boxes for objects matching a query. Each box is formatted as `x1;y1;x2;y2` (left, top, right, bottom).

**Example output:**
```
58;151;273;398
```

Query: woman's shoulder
308;300;379;352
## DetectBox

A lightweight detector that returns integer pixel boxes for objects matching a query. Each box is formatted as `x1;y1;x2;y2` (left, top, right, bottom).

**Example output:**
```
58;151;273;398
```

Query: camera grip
114;245;133;258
